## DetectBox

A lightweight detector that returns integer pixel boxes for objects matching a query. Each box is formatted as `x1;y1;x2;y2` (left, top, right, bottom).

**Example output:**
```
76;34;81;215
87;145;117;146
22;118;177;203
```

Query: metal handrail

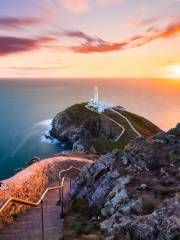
59;166;82;194
59;166;82;179
0;166;82;240
0;178;65;214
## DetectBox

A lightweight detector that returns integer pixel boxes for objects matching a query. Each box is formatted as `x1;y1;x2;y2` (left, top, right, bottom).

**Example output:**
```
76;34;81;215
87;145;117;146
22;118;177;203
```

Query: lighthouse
93;86;99;104
88;86;114;113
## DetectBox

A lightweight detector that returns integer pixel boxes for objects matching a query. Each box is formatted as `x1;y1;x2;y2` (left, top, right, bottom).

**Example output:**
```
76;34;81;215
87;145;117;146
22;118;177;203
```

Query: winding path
101;113;125;141
85;105;125;142
111;108;142;138
85;104;142;142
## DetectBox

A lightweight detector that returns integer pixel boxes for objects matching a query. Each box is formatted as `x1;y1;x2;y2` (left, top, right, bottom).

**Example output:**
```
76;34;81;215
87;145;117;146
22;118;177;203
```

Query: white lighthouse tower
88;86;114;113
93;86;99;105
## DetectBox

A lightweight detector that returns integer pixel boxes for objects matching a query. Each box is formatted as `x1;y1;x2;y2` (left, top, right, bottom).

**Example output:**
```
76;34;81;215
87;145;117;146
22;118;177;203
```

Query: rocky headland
50;103;160;154
70;123;180;240
0;102;179;240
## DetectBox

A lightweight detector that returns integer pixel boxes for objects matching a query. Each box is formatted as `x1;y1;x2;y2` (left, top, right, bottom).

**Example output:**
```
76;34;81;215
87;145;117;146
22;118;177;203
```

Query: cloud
2;66;68;71
0;36;55;56
128;16;179;28
128;18;160;28
1;20;180;56
63;30;100;42
61;0;90;13
0;17;45;29
60;0;124;13
66;21;180;53
97;0;124;6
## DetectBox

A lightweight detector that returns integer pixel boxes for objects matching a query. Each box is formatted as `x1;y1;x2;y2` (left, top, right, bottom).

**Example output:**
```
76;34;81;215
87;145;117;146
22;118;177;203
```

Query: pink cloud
97;0;124;6
61;0;90;13
0;17;46;29
67;21;180;53
60;0;125;13
0;36;55;56
128;16;180;28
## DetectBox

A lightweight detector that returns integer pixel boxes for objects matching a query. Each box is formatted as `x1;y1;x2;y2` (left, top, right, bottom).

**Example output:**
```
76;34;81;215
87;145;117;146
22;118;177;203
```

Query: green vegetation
170;153;180;162
122;110;161;137
143;201;155;214
53;103;161;153
70;223;85;236
66;104;160;153
64;103;99;126
72;198;99;218
88;137;129;154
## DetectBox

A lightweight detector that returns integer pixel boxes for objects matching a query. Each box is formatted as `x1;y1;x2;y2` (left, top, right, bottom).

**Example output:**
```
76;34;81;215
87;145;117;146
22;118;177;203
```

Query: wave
11;119;55;156
32;119;52;130
40;135;60;144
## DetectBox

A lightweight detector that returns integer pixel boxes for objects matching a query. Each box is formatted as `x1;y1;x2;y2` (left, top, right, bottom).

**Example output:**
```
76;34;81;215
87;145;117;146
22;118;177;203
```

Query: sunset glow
0;0;180;78
164;65;180;79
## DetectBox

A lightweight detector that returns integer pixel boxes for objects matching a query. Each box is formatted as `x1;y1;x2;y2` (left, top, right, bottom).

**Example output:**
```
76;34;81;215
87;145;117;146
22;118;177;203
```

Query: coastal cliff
69;123;180;240
50;103;160;154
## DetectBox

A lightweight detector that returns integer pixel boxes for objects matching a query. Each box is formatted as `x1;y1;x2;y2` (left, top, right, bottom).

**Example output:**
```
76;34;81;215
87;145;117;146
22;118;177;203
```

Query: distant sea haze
0;78;179;180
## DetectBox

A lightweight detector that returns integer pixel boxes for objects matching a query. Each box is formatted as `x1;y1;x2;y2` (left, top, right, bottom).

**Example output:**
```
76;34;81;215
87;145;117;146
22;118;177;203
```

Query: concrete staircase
0;180;69;240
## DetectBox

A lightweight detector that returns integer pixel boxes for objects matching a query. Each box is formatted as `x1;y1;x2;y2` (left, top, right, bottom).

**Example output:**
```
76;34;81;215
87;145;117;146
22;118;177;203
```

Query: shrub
143;201;155;214
70;223;84;236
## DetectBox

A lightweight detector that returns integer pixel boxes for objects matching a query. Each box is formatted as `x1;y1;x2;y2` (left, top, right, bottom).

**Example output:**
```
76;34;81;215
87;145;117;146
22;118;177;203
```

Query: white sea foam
40;135;60;144
11;119;54;156
32;119;52;130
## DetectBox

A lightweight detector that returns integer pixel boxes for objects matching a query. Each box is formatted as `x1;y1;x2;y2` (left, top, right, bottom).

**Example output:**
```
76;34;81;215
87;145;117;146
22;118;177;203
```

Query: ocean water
0;78;179;180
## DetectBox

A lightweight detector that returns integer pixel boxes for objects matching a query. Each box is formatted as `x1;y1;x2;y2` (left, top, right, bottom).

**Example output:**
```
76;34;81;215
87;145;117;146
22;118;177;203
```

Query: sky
0;0;180;78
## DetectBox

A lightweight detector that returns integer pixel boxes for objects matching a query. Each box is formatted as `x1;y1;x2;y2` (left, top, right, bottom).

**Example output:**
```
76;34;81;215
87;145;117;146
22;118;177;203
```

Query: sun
164;64;180;79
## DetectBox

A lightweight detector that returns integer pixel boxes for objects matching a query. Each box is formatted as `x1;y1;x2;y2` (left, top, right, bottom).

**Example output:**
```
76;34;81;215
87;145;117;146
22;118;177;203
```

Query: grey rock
90;170;120;207
111;189;128;207
124;195;180;240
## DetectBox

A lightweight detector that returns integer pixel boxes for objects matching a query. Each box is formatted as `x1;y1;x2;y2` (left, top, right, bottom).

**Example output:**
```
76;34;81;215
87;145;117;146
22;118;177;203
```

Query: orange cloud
68;21;180;53
128;16;180;28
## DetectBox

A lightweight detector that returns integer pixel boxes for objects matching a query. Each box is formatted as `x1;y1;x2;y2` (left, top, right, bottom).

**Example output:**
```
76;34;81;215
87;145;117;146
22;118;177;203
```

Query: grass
120;110;161;137
170;153;180;162
87;137;128;154
70;223;85;236
64;212;104;239
63;103;99;126
142;201;155;214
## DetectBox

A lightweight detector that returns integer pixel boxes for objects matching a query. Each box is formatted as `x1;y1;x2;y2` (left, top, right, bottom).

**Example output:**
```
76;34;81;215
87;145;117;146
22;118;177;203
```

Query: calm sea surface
0;78;179;180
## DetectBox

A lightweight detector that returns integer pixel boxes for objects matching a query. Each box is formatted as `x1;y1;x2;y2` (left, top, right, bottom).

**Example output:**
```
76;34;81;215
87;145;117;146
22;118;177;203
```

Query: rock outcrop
50;103;121;153
70;124;180;240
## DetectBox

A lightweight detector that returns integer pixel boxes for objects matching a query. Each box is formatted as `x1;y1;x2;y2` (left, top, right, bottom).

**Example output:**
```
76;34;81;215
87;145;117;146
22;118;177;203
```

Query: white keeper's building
88;86;114;113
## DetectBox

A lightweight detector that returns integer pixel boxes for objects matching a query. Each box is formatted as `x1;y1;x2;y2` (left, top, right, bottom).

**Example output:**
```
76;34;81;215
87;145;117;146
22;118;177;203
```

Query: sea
0;78;180;180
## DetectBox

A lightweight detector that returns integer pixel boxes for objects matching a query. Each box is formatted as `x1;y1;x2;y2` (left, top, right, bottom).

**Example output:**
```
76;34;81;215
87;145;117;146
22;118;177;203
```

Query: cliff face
0;156;92;228
50;103;121;153
70;124;180;240
50;103;160;154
